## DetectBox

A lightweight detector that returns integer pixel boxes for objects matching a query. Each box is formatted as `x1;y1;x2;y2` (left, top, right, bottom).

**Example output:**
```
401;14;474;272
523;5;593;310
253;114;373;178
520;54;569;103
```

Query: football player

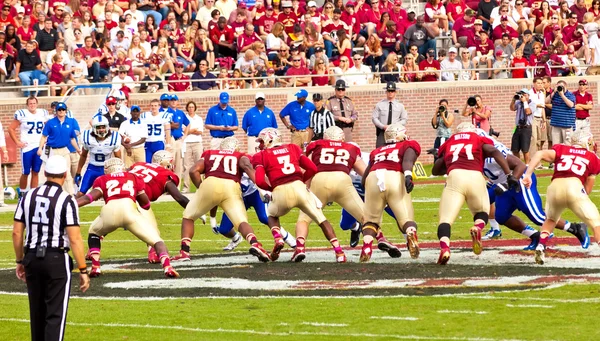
479;130;589;250
360;124;420;262
77;158;179;278
292;126;366;262
523;130;600;265
432;122;518;265
141;99;172;163
252;128;347;263
74;115;122;197
173;137;272;262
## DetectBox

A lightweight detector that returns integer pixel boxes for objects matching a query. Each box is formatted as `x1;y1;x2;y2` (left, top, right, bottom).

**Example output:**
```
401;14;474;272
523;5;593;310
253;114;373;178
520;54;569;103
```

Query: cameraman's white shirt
528;88;545;118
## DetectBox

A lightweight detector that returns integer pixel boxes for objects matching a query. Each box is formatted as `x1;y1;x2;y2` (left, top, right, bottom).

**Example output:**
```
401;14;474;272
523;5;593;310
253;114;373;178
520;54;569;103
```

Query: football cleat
359;241;373;262
85;249;92;261
406;230;420;259
270;238;285;261
90;266;102;278
291;247;306;263
336;251;347;263
437;248;451;265
147;247;160;264
223;233;243;251
523;236;540;251
481;228;502;241
377;238;402;258
573;223;590;249
170;250;191;262
350;223;362;248
470;226;483;255
164;266;180;278
534;244;545;265
249;243;271;263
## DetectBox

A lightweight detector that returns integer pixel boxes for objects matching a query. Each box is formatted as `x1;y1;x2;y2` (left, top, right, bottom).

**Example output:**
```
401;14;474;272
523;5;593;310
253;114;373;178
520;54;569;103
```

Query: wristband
404;170;412;177
141;202;151;210
79;268;88;274
86;193;94;202
16;260;22;264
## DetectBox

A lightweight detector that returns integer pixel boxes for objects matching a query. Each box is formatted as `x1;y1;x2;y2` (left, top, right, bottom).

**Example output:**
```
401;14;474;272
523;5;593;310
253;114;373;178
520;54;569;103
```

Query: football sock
440;237;450;249
375;230;384;241
280;227;290;240
351;222;360;231
296;237;305;248
245;233;258;245
474;221;485;231
539;231;551;246
406;226;417;235
521;225;537;238
210;217;217;228
489;219;500;231
89;248;101;267
159;253;171;268
330;238;343;253
181;237;191;253
363;235;374;244
271;227;282;240
563;221;578;235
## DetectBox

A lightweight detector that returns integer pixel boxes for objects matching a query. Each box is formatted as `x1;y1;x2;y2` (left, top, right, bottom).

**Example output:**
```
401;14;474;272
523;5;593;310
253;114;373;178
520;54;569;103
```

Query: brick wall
1;77;598;185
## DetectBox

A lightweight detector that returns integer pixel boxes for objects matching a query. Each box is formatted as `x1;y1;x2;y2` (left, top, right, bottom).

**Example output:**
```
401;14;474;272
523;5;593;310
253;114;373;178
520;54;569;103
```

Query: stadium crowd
2;0;600;96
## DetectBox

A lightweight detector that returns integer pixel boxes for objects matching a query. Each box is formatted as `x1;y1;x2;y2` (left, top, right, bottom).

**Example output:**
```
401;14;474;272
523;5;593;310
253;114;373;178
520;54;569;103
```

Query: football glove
405;175;414;194
507;174;520;192
74;174;82;187
493;182;510;196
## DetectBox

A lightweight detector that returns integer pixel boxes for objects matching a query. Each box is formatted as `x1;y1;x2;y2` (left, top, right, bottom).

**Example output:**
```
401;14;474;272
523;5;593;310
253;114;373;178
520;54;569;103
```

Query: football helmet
456;122;477;133
152;150;174;170
220;137;240;151
104;158;125;174
475;128;490;138
569;130;595;151
91;115;109;139
323;126;345;141
384;123;407;143
256;128;283;150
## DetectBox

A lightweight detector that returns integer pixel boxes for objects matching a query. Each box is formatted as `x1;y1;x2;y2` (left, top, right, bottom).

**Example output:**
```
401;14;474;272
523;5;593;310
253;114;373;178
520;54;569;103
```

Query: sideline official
327;80;358;142
280;89;316;148
13;155;89;341
205;92;239;150
242;92;277;154
309;93;335;141
372;82;408;147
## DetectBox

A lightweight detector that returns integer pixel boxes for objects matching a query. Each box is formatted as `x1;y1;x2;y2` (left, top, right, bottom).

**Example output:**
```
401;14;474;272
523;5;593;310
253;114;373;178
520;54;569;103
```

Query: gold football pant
438;169;489;225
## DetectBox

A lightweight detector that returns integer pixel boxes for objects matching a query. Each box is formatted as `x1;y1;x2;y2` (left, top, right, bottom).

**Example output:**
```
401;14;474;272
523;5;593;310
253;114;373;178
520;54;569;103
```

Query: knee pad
474;212;489;224
437;223;451;239
88;234;102;249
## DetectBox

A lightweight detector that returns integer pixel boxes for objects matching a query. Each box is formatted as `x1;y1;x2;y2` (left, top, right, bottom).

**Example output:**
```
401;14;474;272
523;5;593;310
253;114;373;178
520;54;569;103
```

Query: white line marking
301;322;349;327
370;316;419;321
438;310;488;315
505;304;554;308
0;318;542;341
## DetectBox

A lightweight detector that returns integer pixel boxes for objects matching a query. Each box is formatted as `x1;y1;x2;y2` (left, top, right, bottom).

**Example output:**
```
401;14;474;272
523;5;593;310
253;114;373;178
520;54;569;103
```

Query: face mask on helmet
94;123;108;138
152;150;174;169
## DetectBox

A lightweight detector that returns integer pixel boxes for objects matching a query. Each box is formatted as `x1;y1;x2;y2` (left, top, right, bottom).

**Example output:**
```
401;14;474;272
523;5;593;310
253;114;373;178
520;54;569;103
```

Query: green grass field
1;171;599;341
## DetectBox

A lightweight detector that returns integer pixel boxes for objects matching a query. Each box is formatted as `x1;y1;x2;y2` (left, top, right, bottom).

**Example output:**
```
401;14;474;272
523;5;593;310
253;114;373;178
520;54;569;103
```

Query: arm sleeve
254;166;273;191
299;155;318;182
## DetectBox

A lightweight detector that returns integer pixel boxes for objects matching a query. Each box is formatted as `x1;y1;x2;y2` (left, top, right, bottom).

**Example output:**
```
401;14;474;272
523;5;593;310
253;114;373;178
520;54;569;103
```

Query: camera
437;105;446;116
514;93;522;100
489;127;500;137
557;85;564;92
467;96;477;107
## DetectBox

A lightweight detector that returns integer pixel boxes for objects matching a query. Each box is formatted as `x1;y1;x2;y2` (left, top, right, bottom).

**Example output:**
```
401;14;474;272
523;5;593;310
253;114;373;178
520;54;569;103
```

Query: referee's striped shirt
309;107;335;137
14;182;80;250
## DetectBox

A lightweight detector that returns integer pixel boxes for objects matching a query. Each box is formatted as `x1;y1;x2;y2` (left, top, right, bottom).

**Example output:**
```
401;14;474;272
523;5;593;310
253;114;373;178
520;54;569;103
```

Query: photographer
510;89;534;163
431;99;454;162
462;95;491;132
546;79;576;144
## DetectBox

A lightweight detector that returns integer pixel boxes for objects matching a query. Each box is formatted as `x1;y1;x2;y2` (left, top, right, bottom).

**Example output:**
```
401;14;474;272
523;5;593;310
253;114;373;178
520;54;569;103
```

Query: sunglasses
336;89;346;91
293;59;301;61
57;109;66;111
199;63;207;66
551;17;558;19
353;58;361;61
107;103;116;106
340;60;348;62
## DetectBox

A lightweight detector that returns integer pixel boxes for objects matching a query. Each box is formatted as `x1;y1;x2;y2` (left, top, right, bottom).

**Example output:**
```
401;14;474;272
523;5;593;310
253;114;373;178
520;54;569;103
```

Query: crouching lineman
523;130;600;265
77;158;179;278
173;137;272;262
75;115;121;197
253;128;347;263
479;129;589;250
292;126;366;262
360;124;420;262
432;122;518;265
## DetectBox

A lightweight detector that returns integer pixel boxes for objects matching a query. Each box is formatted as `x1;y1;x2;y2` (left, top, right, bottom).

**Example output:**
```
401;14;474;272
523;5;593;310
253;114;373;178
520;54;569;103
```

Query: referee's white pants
49;148;74;195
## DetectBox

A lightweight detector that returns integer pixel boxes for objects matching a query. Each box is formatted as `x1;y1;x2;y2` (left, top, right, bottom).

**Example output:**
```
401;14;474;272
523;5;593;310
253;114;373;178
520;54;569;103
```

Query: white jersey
82;129;122;167
14;108;50;152
141;111;170;143
240;174;258;197
97;104;131;119
483;139;511;185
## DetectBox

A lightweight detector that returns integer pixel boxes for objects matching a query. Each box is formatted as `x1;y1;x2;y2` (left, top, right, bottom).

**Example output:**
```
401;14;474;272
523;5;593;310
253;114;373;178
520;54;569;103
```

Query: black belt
173;136;183;141
25;247;70;253
517;124;532;129
50;146;68;149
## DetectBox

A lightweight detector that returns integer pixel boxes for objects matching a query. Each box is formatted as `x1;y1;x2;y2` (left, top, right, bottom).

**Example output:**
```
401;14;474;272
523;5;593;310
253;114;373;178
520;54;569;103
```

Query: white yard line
437;310;488;315
0;318;541;341
505;304;554;308
301;322;349;327
370;316;419;321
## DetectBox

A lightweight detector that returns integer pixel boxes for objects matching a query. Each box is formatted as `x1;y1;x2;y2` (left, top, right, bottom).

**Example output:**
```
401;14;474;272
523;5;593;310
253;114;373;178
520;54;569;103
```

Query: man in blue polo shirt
205;92;238;150
168;94;191;182
52;101;81;193
159;93;175;116
37;102;80;194
280;89;315;148
548;79;576;145
242;92;277;154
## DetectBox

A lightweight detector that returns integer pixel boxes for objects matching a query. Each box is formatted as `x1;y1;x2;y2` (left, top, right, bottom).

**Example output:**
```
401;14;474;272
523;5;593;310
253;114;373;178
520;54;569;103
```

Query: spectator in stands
440;47;461;81
36;19;59;66
168;62;192;92
322;8;347;58
452;8;476;48
569;0;587;22
423;0;448;36
17;15;34;44
46;39;70;68
235;49;259;88
496;34;516;57
492;51;510;79
311;59;331;86
65;49;91;94
562;46;582;76
303;22;324;58
193;28;215;70
205;92;238;149
457;49;476;80
210;16;236;58
364;33;383;72
473;30;494;79
124;1;145;24
418;48;440;82
151;36;175;74
574;79;593;134
346;54;372;86
380;20;402;59
110;30;131;53
0;32;16;78
177;30;196;72
511;48;528;78
446;0;469;28
128;35;147;80
250;42;268;76
404;15;436;57
144;15;159;41
400;52;419;83
113;49;134;78
266;22;288;61
191;60;218;90
567;25;590;64
462;94;491;132
512;1;534;34
196;0;217;30
492;16;519;47
477;0;497;31
228;68;245;89
533;1;553;34
49;54;69;96
238;22;261;53
283;53;311;87
380;53;401;83
516;29;534;59
139;64;164;93
15;40;47;97
112;65;135;95
279;1;298;35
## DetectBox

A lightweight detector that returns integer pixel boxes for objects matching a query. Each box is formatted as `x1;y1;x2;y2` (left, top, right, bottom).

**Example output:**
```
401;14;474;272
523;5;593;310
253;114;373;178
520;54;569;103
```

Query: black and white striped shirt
309;107;335;137
14;182;80;250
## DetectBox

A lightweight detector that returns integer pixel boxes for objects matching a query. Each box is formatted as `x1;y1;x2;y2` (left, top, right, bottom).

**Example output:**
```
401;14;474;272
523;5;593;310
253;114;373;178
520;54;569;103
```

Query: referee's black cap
313;93;323;101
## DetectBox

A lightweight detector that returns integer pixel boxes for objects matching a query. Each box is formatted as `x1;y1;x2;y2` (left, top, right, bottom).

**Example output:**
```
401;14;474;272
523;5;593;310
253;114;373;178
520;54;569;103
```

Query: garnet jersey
202;149;247;182
369;140;421;172
438;132;493;174
129;162;180;202
306;140;361;174
551;144;600;185
92;172;146;204
252;143;305;188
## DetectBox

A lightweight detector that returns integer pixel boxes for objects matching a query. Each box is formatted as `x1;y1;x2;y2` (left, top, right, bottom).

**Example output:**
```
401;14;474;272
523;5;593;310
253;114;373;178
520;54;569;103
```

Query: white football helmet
220;136;240;151
91;115;109;139
384;123;407;143
569;130;595;151
104;158;125;174
256;128;283;150
152;150;174;170
323;126;345;141
456;122;477;133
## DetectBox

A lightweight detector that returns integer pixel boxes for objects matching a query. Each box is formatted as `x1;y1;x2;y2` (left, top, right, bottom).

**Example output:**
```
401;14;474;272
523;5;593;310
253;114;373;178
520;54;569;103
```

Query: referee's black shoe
350;223;362;248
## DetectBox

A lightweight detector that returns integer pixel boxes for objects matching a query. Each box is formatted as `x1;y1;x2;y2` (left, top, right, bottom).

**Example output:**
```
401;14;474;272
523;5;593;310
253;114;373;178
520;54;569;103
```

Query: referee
13;155;89;341
308;93;335;141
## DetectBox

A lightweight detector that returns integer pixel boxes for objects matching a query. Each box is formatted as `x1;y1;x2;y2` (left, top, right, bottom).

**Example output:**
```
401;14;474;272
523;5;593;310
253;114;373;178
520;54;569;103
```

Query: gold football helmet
104;158;126;174
324;126;345;141
256;128;283;150
220;136;240;151
384;123;407;143
570;130;595;151
152;150;174;170
456;122;477;133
